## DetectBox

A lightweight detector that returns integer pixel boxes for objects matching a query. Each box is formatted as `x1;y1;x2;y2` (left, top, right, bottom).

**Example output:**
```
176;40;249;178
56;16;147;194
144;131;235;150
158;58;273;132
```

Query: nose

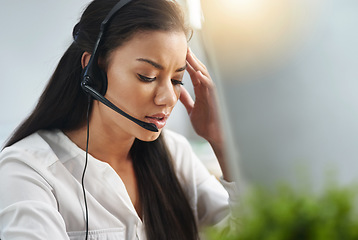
154;79;179;107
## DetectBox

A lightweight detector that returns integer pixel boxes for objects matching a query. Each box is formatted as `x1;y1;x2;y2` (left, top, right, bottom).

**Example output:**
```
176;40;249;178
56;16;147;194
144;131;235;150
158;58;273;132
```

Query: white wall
0;0;92;145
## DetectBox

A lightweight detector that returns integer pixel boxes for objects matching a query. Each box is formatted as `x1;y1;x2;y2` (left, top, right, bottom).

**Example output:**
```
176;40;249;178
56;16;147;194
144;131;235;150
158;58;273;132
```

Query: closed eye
172;79;184;85
137;74;156;82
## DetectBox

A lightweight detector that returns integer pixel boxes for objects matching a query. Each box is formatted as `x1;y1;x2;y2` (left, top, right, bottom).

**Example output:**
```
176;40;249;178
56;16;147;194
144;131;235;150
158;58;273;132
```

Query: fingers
179;86;194;114
187;48;207;74
186;61;201;87
186;48;213;88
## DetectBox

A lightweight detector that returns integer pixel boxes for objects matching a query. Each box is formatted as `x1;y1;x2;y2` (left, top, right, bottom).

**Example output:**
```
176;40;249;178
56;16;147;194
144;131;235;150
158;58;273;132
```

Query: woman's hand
180;48;233;181
180;48;222;145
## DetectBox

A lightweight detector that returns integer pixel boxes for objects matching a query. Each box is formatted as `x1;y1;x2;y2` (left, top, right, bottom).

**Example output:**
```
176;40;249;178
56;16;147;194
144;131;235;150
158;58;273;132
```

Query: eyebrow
136;58;187;72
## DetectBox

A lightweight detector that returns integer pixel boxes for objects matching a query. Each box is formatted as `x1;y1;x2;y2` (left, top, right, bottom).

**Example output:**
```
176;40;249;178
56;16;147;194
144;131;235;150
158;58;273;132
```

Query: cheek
106;76;154;108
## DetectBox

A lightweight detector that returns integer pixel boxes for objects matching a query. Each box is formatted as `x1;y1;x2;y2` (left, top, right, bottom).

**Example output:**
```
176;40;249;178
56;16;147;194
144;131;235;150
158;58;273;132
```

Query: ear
81;52;92;69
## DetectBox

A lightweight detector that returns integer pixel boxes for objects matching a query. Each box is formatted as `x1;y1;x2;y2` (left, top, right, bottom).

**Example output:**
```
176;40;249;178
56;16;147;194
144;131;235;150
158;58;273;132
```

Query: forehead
107;30;188;68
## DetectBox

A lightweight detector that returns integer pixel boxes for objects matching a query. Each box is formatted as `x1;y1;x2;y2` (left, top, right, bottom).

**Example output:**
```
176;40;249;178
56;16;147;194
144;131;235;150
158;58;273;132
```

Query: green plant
206;183;358;240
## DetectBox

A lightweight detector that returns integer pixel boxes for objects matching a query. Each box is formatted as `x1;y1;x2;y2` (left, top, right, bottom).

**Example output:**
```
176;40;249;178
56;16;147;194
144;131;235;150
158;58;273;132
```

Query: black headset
80;1;158;239
80;0;158;132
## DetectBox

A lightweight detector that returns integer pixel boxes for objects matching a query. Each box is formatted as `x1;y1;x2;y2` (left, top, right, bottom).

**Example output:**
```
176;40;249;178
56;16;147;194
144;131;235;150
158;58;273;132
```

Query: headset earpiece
81;55;108;96
81;0;133;98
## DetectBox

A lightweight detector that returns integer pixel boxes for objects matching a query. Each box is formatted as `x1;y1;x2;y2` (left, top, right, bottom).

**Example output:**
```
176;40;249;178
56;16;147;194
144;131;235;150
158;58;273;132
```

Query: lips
145;113;168;129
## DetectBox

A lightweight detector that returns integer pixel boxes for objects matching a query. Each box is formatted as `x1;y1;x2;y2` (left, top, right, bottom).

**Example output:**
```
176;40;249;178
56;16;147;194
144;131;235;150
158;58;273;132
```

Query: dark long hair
4;0;198;239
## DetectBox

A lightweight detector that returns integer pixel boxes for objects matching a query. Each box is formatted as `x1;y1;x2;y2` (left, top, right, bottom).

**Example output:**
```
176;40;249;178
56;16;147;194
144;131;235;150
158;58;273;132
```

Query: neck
65;105;135;167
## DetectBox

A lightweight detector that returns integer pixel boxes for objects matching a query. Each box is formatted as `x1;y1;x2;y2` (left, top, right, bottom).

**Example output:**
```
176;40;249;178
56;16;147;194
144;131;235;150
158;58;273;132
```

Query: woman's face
98;30;187;142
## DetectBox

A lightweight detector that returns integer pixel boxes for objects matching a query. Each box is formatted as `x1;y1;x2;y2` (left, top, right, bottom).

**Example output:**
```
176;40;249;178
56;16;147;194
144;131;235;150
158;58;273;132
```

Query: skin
66;30;230;218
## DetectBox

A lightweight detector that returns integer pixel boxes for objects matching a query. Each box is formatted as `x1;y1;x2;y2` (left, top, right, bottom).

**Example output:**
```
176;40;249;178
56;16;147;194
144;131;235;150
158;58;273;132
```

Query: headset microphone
80;0;158;133
81;80;158;132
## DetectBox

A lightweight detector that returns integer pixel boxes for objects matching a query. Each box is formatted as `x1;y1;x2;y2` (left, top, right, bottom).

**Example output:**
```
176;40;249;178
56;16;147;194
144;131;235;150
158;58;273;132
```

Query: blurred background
1;0;358;192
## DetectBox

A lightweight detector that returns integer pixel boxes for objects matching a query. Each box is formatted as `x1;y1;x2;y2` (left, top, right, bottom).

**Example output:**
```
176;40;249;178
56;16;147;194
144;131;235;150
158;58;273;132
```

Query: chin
135;129;162;142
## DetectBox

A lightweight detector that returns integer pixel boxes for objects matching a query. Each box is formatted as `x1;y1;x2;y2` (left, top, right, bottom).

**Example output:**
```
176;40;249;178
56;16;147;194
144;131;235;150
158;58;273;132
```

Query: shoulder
0;129;83;202
1;131;57;168
0;129;77;173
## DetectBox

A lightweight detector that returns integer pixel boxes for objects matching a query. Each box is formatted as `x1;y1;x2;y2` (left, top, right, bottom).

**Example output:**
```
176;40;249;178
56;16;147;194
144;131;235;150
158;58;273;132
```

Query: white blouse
0;129;238;239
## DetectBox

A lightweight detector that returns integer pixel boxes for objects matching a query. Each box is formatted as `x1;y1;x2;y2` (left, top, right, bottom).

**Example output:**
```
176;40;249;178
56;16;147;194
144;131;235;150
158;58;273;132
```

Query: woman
0;0;238;239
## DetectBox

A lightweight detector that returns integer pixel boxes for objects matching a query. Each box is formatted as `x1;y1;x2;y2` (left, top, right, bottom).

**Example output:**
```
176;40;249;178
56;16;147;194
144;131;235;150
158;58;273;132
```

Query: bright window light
187;0;203;29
